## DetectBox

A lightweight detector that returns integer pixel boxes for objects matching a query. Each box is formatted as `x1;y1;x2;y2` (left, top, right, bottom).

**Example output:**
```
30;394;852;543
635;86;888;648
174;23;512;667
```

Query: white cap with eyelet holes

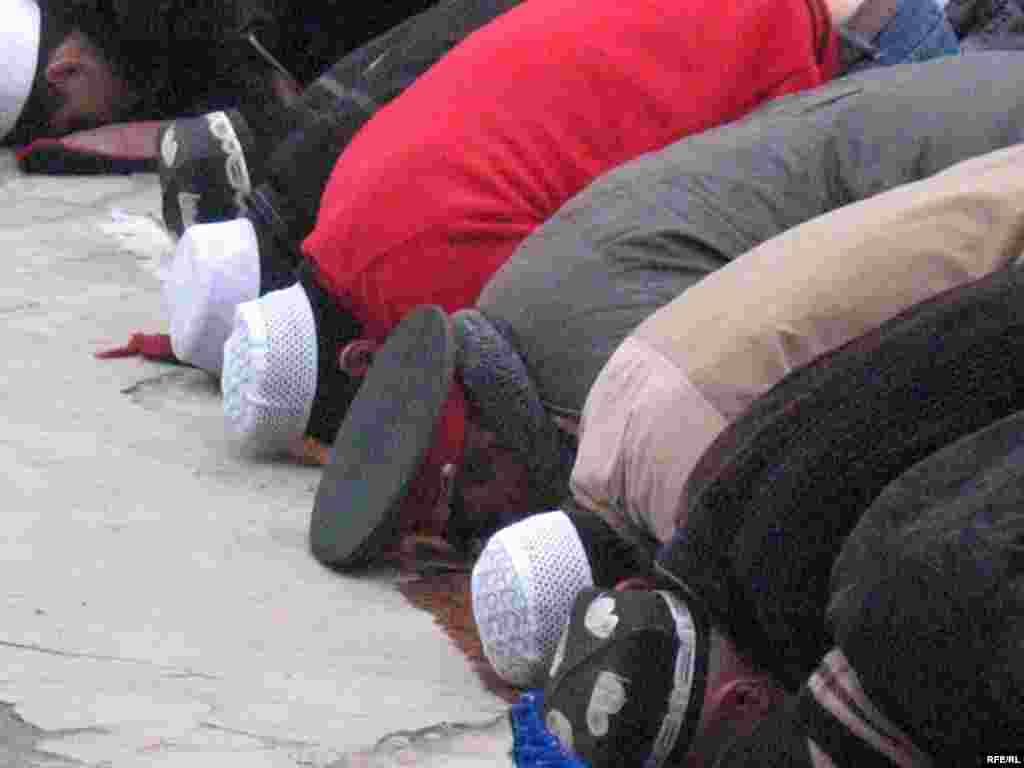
471;510;594;687
221;283;317;455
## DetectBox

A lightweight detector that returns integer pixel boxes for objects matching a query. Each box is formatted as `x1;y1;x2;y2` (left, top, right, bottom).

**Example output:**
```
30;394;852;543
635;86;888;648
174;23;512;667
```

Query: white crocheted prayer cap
472;510;594;687
1;0;41;140
221;283;317;454
164;219;261;374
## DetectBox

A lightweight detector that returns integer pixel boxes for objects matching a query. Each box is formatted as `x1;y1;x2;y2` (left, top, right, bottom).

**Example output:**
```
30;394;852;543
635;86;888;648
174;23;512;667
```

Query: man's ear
614;576;654;592
713;677;784;721
686;677;785;767
45;38;83;86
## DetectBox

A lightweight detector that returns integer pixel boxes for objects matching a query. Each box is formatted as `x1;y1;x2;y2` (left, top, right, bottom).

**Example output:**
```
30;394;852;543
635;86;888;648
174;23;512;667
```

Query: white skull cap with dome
221;283;318;454
164;219;262;374
1;0;42;140
471;510;594;687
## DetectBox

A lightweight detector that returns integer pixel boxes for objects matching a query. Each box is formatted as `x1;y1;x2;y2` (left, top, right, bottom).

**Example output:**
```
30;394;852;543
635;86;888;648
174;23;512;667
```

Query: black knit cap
716;409;1024;767
658;259;1024;691
294;261;363;444
827;407;1024;760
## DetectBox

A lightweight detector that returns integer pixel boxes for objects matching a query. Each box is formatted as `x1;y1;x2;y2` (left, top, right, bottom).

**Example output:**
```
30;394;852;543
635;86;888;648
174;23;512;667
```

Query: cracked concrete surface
0;151;506;766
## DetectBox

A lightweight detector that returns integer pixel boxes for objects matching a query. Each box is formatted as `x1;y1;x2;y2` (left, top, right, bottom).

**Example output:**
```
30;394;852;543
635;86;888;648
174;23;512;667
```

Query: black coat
39;0;437;124
253;0;522;246
658;259;1024;690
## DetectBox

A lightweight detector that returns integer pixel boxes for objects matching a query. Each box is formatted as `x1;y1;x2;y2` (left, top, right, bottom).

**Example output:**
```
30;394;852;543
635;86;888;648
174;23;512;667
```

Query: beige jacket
571;142;1024;544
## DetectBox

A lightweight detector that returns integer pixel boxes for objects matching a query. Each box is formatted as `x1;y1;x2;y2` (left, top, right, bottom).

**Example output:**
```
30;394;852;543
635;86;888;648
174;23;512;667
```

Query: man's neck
826;0;871;23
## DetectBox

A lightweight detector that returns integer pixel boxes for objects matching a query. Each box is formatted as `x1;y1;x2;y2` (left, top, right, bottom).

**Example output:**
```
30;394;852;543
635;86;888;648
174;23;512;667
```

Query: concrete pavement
0;151;506;767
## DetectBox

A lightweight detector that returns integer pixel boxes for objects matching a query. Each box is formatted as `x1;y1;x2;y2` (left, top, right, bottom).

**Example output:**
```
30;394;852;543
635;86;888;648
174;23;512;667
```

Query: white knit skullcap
163;219;261;374
221;283;317;454
1;0;41;140
471;510;594;687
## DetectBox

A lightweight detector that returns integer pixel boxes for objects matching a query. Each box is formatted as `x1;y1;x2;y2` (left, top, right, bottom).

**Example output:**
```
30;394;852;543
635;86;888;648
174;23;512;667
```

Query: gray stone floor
0;152;505;767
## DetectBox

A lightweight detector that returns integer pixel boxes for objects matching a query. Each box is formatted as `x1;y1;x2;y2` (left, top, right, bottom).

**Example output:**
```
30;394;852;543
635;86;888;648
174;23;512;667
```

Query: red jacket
302;0;839;531
303;0;839;342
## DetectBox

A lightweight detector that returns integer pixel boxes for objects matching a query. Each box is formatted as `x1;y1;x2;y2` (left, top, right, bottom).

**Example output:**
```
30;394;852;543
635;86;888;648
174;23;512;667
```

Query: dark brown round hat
310;305;459;570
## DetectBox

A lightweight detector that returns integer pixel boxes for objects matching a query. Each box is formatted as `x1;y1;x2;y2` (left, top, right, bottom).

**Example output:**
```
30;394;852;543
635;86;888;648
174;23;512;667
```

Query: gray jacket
477;51;1024;418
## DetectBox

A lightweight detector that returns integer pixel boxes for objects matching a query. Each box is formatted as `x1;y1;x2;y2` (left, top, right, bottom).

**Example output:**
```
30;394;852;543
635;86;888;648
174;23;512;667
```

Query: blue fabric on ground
510;691;589;768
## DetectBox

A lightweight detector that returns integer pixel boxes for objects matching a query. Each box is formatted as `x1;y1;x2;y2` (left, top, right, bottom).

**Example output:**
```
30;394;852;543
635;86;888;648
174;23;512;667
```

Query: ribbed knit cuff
452;309;575;510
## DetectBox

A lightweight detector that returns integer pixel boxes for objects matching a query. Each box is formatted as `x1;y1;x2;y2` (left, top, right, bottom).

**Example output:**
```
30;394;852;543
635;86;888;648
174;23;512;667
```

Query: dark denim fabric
842;0;960;73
